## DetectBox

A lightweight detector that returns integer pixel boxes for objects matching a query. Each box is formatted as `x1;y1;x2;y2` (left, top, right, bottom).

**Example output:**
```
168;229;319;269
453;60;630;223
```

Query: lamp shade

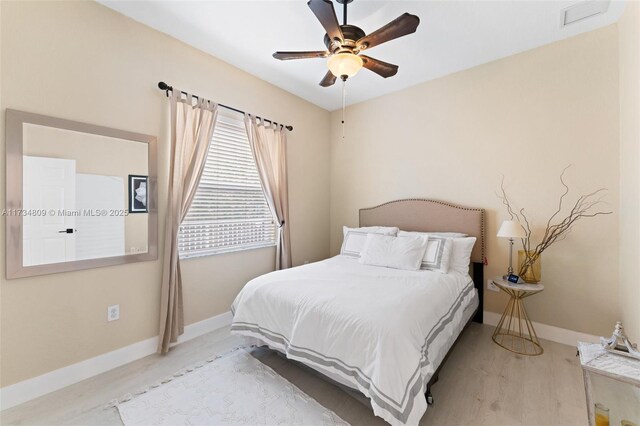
327;53;363;78
497;220;526;238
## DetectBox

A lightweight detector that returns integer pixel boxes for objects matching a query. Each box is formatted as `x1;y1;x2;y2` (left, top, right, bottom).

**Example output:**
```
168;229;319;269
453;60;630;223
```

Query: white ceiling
99;0;626;111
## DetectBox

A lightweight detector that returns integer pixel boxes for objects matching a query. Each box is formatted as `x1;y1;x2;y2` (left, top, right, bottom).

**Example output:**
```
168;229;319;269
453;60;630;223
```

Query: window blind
178;115;276;258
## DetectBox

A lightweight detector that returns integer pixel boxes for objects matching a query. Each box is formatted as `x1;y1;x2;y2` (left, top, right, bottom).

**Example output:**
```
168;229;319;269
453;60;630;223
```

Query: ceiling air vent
561;1;610;27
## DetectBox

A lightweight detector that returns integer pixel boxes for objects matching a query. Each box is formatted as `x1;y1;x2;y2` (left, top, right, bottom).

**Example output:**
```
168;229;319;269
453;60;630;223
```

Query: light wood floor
1;323;587;426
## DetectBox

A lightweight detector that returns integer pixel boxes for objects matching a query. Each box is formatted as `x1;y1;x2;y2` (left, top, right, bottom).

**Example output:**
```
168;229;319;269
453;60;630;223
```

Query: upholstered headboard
359;199;486;323
359;199;485;263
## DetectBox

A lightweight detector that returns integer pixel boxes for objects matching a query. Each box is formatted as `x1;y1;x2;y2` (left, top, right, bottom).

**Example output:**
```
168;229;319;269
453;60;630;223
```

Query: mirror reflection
22;123;149;266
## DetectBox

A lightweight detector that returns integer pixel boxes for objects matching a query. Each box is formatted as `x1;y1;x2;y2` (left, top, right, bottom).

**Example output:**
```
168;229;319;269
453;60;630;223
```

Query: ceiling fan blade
357;13;420;50
319;70;337;87
273;51;329;60
360;55;399;78
308;0;343;43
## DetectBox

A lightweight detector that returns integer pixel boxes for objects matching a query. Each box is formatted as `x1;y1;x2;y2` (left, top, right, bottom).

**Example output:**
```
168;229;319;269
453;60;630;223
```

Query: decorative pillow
449;237;477;275
421;237;453;273
398;231;453;273
340;226;399;258
359;234;428;271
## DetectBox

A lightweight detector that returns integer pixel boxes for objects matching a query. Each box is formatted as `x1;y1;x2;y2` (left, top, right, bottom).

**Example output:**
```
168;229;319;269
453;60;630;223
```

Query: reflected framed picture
128;175;148;213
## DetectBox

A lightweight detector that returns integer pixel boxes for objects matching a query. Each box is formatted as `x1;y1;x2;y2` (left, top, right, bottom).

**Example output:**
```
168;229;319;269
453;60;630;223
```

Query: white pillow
398;231;453;273
340;226;399;257
425;232;467;238
449;237;477;275
359;234;428;270
398;230;468;238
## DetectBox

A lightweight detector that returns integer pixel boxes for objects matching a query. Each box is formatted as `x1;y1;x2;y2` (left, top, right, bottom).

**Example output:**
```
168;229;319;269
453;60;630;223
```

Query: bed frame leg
425;372;438;405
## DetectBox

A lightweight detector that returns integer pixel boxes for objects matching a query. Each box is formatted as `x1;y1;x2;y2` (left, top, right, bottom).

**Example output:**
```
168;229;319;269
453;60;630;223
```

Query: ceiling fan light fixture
327;52;363;79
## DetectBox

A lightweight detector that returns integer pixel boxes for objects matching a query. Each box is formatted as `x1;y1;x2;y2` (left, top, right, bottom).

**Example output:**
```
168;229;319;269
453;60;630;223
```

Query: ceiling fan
273;0;420;87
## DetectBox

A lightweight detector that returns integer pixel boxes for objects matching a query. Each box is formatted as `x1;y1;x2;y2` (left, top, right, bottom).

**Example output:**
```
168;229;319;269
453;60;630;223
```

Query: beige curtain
158;90;218;353
244;114;291;270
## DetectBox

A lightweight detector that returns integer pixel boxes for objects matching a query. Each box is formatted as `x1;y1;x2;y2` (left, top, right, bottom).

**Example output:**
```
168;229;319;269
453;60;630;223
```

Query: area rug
115;348;349;426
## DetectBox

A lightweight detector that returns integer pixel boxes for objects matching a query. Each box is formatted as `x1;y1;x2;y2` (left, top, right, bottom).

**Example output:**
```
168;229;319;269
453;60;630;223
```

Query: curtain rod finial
158;81;172;97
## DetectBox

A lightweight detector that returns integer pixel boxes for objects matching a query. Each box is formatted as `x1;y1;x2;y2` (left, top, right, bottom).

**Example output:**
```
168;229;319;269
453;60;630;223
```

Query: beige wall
618;1;640;343
23;124;149;253
0;1;331;387
330;26;620;337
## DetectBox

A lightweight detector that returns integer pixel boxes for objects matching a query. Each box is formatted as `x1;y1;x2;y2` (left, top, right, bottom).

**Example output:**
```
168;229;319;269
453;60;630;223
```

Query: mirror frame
5;109;158;279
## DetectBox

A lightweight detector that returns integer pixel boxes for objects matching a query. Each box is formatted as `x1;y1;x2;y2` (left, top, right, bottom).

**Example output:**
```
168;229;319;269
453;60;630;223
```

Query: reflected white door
75;174;125;260
23;156;76;266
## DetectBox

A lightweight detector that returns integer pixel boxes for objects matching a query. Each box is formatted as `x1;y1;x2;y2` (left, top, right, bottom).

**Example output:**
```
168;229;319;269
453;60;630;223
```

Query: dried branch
498;166;613;280
520;208;532;253
497;175;518;221
541;165;571;246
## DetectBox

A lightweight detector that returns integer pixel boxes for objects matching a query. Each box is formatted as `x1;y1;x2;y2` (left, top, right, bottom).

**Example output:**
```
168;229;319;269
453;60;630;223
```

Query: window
178;114;276;258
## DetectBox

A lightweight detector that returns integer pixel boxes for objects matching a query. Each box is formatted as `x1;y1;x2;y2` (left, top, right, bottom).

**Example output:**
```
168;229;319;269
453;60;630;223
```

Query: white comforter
231;255;476;426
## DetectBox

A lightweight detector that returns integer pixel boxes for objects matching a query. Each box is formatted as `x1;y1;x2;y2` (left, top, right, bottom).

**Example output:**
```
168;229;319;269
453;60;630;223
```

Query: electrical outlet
303;260;310;264
487;279;500;292
107;304;120;321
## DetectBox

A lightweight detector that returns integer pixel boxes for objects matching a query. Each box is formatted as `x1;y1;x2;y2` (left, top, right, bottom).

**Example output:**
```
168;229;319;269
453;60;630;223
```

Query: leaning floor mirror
5;109;157;279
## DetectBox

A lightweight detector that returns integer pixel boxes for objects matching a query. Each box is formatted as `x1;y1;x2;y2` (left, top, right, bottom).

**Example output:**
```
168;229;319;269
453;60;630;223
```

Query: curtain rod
157;82;293;131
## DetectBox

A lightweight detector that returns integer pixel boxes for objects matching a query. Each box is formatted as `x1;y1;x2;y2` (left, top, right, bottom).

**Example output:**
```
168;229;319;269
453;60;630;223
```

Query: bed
231;199;485;426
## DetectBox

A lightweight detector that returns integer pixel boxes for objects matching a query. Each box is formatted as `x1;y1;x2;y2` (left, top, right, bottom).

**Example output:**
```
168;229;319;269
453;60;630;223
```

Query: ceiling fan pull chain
341;79;346;139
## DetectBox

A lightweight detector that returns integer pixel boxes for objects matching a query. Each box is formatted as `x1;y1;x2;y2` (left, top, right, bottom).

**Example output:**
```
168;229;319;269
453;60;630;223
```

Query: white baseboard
483;310;599;347
174;311;233;345
0;311;233;411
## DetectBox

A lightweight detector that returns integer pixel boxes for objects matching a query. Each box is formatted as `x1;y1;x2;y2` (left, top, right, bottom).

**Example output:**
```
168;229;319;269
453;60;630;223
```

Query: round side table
491;277;545;356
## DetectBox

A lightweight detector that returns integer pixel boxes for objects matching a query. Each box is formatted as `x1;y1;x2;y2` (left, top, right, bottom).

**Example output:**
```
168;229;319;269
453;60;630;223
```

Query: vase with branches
498;166;612;283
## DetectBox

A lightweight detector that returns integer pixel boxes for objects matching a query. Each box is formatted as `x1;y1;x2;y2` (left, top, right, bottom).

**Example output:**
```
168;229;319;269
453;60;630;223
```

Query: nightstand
491;277;545;356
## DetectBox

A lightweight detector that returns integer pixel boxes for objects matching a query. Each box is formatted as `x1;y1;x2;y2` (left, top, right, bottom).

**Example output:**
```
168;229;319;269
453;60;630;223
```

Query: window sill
179;243;276;261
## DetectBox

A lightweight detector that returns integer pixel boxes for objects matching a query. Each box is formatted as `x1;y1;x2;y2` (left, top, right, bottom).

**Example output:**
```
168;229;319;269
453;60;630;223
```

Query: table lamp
497;220;527;280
